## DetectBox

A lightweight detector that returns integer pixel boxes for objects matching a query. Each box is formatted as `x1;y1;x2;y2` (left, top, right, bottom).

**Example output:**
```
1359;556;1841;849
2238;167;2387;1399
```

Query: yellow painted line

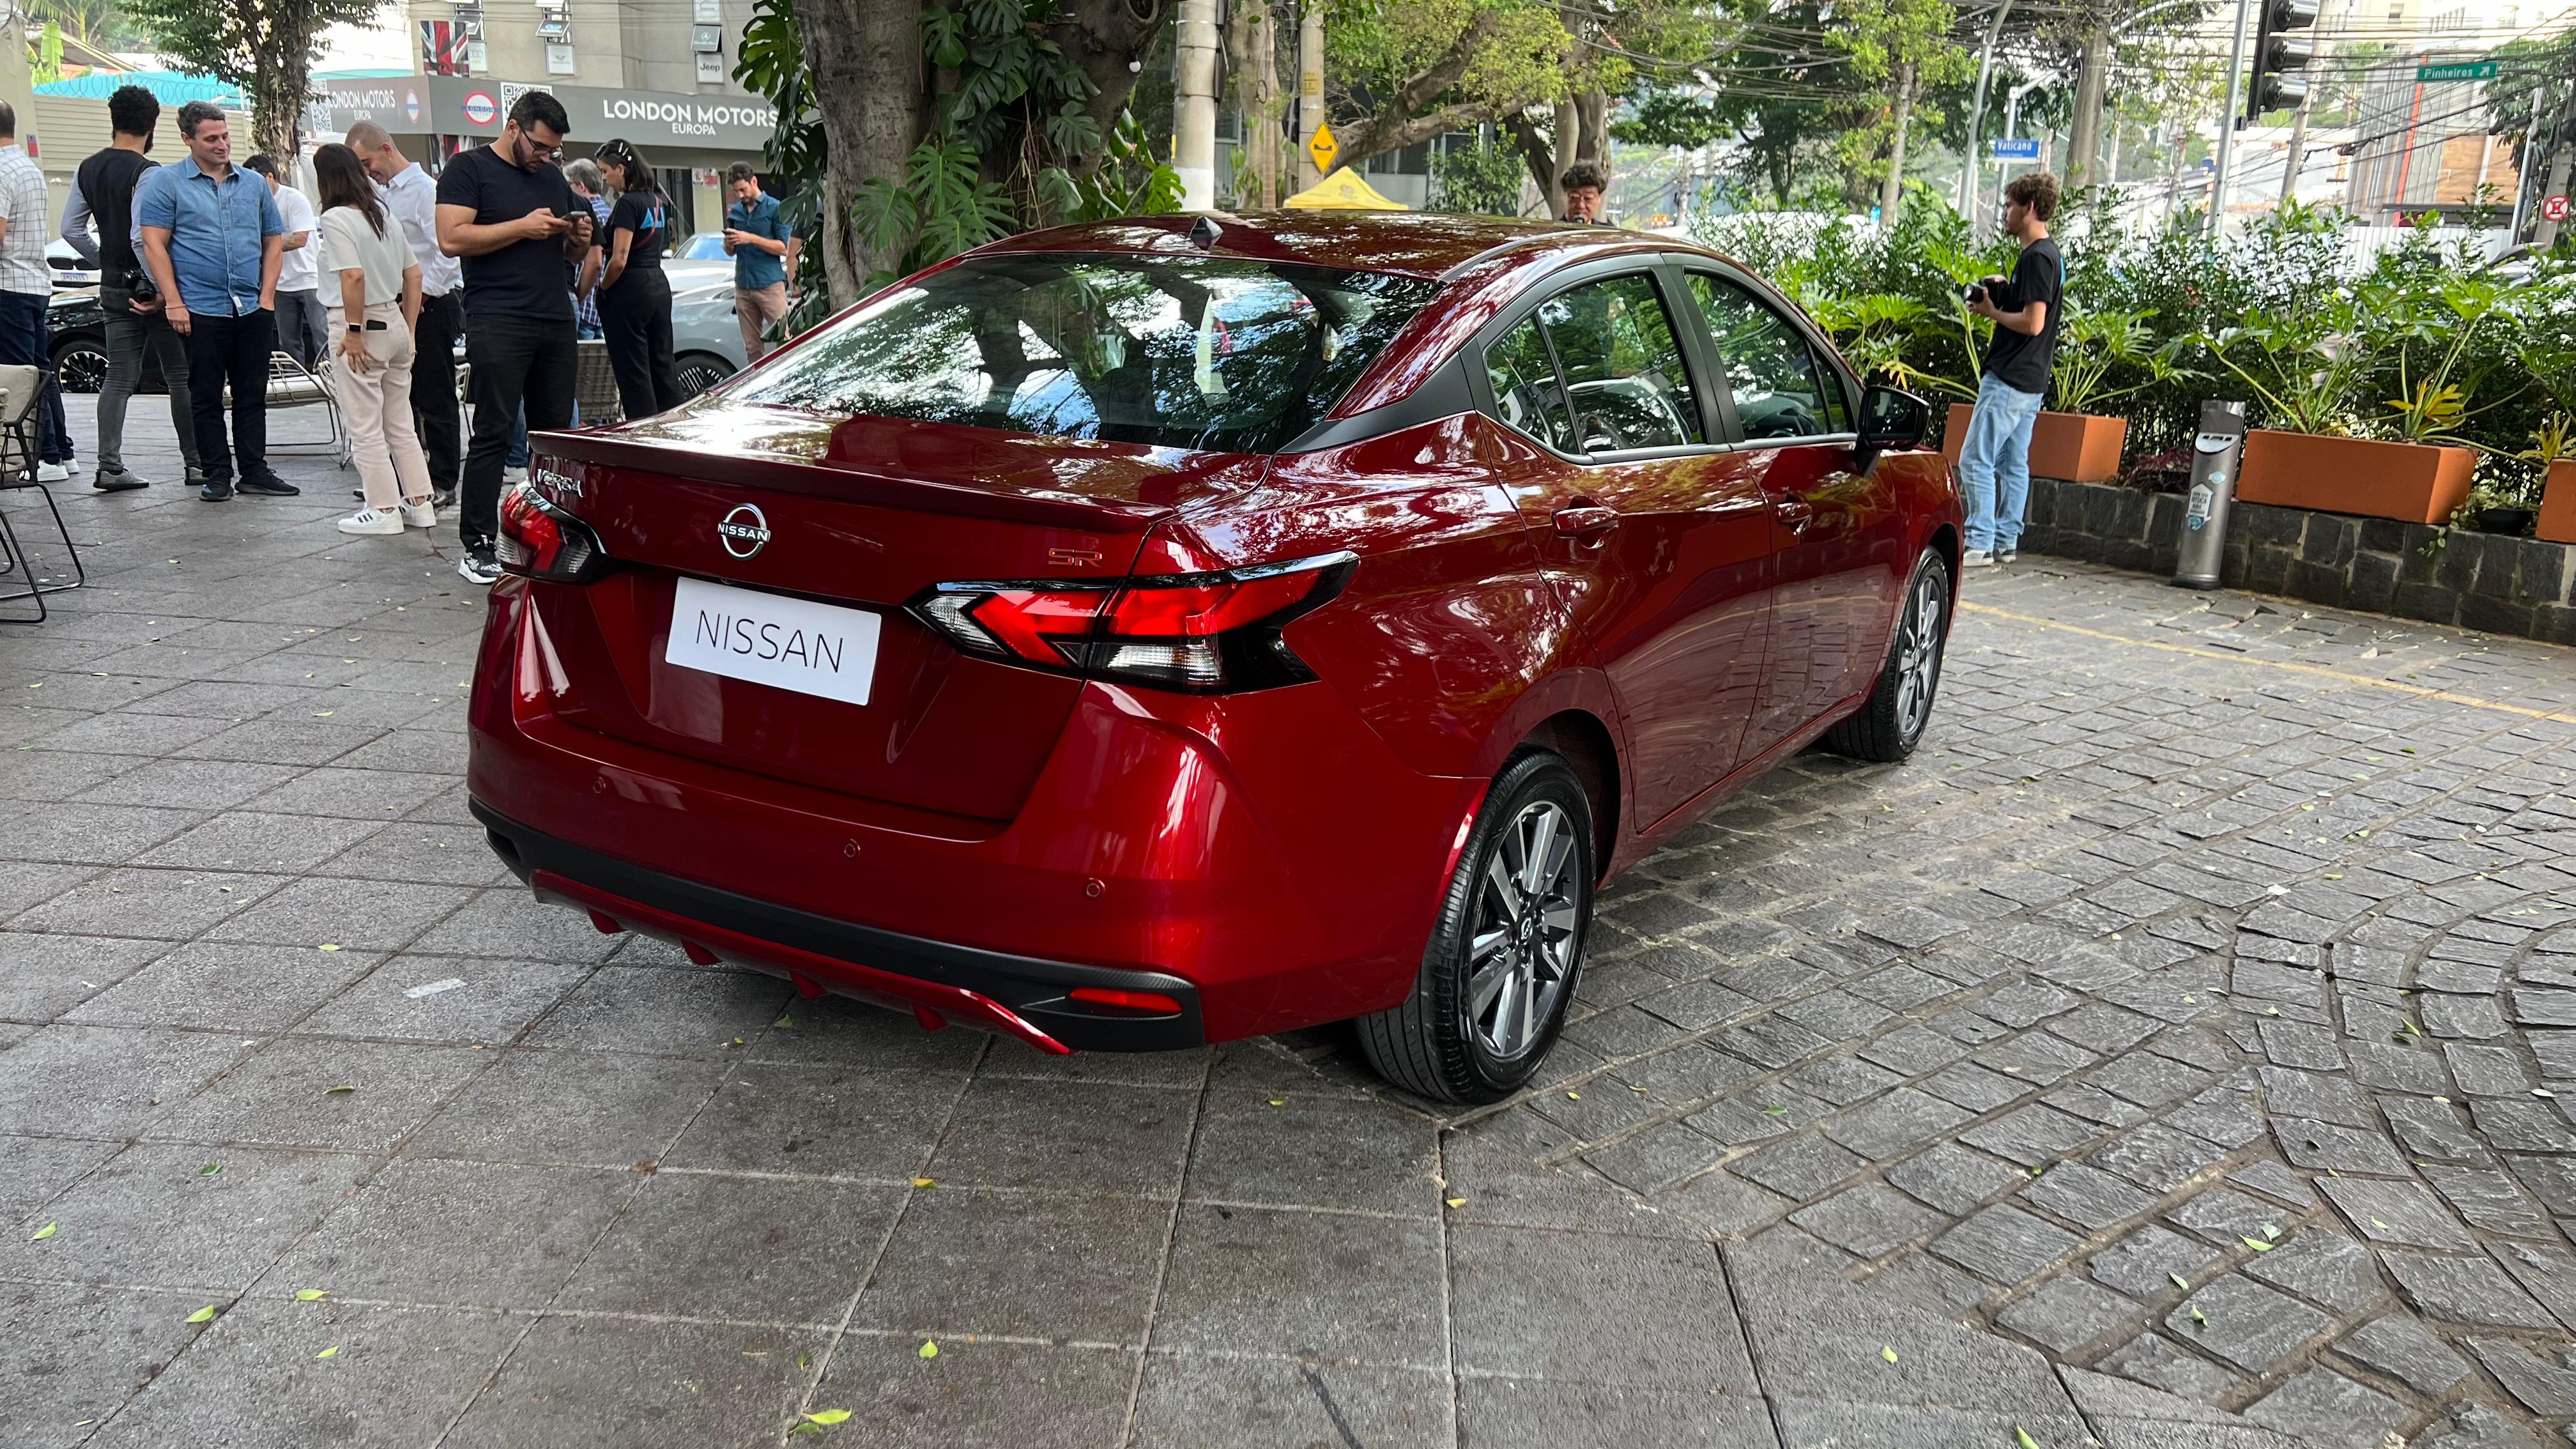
1957;601;2576;726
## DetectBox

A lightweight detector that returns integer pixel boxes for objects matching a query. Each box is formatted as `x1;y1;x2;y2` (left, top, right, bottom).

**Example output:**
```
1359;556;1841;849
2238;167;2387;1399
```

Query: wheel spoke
1482;852;1522;924
1468;951;1513;1018
1519;807;1559;896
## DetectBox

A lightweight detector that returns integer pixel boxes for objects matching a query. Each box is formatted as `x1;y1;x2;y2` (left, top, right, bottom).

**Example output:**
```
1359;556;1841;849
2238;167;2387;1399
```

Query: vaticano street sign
2416;59;2499;82
1991;137;2042;161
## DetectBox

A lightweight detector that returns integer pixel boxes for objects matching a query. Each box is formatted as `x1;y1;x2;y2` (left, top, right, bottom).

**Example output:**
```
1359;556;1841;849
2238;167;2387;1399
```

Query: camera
1961;281;1988;305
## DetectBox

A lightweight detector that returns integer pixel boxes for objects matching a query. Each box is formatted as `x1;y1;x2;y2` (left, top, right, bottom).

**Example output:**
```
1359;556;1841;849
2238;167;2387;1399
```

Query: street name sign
1991;137;2042;160
2415;59;2498;82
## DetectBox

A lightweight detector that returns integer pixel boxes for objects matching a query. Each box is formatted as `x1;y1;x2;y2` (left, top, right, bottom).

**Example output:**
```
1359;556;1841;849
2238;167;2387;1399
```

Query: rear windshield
721;253;1438;453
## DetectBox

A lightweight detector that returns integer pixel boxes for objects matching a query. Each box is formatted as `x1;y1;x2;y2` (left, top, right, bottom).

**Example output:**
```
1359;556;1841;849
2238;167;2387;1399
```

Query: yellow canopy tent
1282;170;1408;210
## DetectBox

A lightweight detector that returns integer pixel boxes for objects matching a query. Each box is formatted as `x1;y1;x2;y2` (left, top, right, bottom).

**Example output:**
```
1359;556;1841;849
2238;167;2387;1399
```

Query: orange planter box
1942;404;2128;483
2237;430;2475;525
2540;459;2576;545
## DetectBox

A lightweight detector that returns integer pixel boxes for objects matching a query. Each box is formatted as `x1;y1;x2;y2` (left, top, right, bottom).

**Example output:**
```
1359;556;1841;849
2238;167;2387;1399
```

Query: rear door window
1483;316;1576;451
1687;274;1840;441
1532;274;1704;452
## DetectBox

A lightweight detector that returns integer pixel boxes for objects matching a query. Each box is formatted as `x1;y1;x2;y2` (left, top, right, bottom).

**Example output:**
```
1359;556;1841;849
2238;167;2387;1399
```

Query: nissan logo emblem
717;503;772;560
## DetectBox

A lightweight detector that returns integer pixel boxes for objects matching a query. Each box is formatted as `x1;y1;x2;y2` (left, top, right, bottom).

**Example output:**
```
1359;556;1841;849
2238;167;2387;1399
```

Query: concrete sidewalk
4;398;2572;1446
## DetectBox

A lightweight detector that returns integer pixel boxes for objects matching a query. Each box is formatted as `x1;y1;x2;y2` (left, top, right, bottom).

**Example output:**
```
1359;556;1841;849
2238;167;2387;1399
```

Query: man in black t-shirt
1958;170;2063;567
59;84;203;491
434;89;592;585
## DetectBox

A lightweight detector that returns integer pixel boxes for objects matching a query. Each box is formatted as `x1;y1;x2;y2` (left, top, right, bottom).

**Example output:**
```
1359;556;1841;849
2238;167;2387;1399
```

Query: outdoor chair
0;364;82;624
262;349;351;468
574;339;623;427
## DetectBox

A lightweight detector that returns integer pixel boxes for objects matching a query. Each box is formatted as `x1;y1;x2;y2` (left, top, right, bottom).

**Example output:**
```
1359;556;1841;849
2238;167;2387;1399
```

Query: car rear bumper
475;802;1208;1052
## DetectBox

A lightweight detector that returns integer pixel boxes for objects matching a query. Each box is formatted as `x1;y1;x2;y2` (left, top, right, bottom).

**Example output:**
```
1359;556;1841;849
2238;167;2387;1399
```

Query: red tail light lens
908;552;1355;693
496;482;613;582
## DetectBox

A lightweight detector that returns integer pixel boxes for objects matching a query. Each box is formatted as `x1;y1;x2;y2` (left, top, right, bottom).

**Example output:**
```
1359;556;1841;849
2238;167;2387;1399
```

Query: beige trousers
735;282;789;362
332;302;434;511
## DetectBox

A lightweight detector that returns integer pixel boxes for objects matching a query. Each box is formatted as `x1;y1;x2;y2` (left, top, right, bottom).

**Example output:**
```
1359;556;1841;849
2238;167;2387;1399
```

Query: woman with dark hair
594;139;684;418
314;141;434;535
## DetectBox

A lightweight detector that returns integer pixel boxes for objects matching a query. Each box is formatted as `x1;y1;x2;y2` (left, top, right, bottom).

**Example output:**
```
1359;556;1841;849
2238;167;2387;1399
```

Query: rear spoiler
531;428;1179;535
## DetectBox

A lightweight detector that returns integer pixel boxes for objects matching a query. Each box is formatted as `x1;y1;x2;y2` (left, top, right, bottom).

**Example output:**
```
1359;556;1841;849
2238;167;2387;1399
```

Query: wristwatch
346;325;364;334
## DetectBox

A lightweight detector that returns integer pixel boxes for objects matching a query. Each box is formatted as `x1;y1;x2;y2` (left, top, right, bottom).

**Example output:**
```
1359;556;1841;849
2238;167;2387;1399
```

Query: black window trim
1464;257;1726;466
1675;260;1864;453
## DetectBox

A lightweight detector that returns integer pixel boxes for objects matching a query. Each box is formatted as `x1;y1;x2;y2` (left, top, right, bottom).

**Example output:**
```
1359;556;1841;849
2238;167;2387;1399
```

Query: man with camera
1956;171;2062;567
61;85;205;492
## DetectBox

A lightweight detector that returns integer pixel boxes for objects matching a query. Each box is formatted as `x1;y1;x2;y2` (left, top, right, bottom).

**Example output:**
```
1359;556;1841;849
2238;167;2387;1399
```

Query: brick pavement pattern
4;407;2575;1447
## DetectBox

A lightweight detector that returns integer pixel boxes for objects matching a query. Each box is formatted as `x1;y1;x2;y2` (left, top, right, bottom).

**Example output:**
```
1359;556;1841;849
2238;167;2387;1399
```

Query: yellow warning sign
1306;122;1338;176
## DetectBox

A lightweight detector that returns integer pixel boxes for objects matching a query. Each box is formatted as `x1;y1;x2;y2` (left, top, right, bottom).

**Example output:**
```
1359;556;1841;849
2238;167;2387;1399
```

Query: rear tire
1823;546;1951;763
1359;751;1595;1104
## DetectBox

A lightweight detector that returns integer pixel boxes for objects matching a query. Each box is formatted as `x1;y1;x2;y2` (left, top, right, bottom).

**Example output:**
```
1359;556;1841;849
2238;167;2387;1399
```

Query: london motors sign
572;89;772;150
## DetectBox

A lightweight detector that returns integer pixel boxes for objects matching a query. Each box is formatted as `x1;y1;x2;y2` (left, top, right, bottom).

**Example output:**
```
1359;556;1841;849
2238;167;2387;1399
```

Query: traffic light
2246;0;2321;120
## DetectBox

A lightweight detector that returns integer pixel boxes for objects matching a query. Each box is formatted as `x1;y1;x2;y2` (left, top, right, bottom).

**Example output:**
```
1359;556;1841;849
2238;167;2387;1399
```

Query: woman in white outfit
317;142;435;536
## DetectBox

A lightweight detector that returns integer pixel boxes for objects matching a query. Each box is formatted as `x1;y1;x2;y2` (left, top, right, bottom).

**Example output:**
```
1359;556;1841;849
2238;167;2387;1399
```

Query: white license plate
665;575;882;707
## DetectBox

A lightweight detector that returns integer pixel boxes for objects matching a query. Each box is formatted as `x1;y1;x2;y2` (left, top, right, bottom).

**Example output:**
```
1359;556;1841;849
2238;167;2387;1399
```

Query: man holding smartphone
1956;171;2062;568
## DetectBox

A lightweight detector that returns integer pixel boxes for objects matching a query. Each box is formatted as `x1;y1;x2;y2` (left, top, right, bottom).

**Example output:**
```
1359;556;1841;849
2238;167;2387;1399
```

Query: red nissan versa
467;212;1960;1103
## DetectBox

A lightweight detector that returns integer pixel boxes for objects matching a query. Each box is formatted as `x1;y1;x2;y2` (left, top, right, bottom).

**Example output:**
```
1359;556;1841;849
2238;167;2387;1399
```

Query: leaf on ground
2016;1429;2042;1449
318;944;342;952
199;1163;220;1176
29;1222;56;1241
2262;1223;2280;1241
774;1015;793;1029
910;1177;935;1190
1762;1104;1787;1115
802;1409;852;1425
1445;1197;1467;1209
1880;1346;1898;1363
2188;1307;2207;1325
296;1289;329;1301
323;1085;356;1095
1565;1091;1580;1100
917;1340;939;1359
314;1345;339;1359
2242;1237;2274;1252
185;1305;218;1324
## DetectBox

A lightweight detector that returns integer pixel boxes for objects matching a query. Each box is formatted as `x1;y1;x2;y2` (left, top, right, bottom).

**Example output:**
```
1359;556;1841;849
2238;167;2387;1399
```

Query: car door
1682;270;1908;756
1472;263;1776;829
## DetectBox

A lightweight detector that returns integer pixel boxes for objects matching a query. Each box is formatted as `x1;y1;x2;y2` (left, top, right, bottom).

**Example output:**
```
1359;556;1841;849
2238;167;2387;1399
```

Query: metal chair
261;349;351;468
574;339;623;426
0;364;82;624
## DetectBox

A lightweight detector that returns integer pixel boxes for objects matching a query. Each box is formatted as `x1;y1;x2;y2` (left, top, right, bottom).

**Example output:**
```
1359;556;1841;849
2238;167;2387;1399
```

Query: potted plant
2530;413;2576;545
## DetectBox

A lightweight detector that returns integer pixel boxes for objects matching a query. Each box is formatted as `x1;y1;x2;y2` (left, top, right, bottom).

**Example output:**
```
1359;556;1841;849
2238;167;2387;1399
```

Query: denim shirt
134;159;282;317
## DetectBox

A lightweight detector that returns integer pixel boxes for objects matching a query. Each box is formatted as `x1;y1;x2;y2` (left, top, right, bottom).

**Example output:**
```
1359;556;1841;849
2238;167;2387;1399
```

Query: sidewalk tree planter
2238;429;2476;525
1942;404;2128;482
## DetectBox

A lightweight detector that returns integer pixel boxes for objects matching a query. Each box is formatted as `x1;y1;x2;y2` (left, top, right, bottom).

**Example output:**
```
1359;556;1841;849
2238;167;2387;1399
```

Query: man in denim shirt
136;100;289;502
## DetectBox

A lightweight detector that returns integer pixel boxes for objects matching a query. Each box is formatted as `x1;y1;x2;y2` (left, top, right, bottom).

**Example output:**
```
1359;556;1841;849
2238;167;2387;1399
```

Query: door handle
1774;496;1814;533
1553;505;1620;539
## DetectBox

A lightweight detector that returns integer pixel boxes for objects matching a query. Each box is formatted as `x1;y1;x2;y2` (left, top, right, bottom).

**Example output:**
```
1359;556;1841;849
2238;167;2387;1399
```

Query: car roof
973;211;1712;280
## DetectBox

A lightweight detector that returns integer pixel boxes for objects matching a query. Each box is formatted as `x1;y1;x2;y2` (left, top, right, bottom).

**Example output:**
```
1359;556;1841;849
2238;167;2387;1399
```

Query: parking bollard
2172;399;2248;591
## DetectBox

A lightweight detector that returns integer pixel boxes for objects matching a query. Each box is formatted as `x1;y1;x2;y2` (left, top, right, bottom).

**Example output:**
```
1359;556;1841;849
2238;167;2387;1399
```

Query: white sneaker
337;508;403;536
1997;548;2018;565
502;465;529;485
35;461;71;483
1962;548;1997;569
399;500;438;529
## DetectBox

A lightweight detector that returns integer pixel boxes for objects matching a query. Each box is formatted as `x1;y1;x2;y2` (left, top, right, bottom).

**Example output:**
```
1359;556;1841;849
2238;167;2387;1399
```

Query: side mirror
1853;383;1931;471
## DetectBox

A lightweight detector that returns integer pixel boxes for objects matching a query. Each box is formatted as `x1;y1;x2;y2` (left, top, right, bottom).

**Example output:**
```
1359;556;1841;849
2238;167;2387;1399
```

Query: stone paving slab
4;403;2571;1445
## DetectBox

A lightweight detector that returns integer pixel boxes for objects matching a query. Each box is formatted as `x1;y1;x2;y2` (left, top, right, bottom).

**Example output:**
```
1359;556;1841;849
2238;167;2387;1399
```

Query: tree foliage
126;0;381;164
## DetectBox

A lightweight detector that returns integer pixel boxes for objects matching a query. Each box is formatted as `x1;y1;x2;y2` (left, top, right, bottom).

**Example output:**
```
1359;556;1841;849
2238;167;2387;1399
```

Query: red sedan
468;213;1961;1103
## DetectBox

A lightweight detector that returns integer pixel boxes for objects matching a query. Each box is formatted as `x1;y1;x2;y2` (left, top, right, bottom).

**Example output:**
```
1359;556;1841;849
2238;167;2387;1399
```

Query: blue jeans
504;397;580;471
1956;372;2045;553
0;289;71;464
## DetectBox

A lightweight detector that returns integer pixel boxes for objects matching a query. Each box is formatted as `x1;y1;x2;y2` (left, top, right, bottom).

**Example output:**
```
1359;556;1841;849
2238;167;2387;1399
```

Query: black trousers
412;291;463;494
599;268;683;421
463;314;576;555
181;309;275;484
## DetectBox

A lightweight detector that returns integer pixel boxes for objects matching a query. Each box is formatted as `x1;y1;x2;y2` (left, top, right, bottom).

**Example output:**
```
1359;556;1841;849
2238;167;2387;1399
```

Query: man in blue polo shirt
722;162;795;362
136;100;289;502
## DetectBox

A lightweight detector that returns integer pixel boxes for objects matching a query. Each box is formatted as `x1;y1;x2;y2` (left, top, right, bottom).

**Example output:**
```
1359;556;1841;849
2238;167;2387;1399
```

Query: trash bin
2173;399;2248;591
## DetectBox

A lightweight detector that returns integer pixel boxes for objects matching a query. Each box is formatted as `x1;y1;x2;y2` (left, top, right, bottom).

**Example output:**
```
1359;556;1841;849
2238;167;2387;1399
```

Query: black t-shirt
436;142;577;321
1983;236;2062;395
606;189;670;278
77;148;153;276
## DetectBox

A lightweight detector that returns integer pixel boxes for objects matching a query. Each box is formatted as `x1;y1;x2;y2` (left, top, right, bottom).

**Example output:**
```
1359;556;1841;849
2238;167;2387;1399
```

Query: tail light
908;551;1355;693
496;481;614;582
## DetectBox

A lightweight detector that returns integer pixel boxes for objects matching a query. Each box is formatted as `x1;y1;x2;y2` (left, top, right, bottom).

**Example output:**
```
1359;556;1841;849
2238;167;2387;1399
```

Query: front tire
1360;751;1595;1104
1823;546;1952;762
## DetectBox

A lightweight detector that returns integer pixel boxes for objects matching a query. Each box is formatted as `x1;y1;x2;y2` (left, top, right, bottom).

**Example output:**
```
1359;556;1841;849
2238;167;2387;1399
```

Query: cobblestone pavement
4;404;2575;1448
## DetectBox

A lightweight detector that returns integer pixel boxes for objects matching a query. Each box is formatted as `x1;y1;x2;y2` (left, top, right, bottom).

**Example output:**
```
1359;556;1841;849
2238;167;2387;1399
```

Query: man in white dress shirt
346;121;461;509
243;154;323;368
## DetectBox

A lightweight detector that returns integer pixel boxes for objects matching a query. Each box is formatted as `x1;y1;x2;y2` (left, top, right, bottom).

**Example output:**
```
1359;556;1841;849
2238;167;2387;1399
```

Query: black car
47;286;148;395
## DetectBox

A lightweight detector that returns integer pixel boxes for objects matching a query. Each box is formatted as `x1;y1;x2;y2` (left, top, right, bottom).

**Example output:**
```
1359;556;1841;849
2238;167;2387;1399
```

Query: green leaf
296;1289;329;1301
918;1340;939;1359
323;1085;355;1095
1880;1345;1898;1363
314;1345;339;1359
2188;1307;2207;1325
2016;1429;2042;1449
318;944;342;951
199;1163;220;1176
2242;1237;2274;1252
774;1015;794;1030
185;1304;219;1324
29;1222;56;1241
803;1409;852;1425
2168;1273;2188;1290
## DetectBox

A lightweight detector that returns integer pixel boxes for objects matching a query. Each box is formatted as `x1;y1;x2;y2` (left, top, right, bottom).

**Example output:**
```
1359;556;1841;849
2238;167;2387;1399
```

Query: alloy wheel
1466;799;1581;1060
1893;567;1945;742
55;344;107;395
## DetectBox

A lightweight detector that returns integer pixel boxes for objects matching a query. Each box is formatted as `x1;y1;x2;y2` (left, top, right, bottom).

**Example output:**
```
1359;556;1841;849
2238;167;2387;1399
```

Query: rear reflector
496;480;614;583
1067;986;1184;1015
908;552;1355;694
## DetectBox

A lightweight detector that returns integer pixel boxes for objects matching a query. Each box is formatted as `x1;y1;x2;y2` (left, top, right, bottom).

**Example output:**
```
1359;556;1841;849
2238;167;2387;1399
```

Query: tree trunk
1227;0;1281;207
1575;88;1607;170
1547;98;1579;213
2278;93;2312;203
1059;0;1167;177
799;0;922;305
1503;111;1557;218
250;27;312;169
1880;61;1916;222
1174;0;1220;208
2067;28;2107;190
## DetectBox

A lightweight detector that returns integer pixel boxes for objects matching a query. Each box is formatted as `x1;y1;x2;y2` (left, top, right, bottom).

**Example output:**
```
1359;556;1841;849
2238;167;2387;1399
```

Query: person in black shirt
1958;170;2062;567
594;139;684;421
59;84;202;492
434;89;592;585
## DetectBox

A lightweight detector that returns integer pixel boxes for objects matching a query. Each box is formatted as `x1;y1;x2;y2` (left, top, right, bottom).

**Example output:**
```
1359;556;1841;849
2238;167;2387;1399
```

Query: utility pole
1296;3;1326;188
1174;0;1220;209
2278;91;2312;203
1958;0;2017;227
2208;0;2252;238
